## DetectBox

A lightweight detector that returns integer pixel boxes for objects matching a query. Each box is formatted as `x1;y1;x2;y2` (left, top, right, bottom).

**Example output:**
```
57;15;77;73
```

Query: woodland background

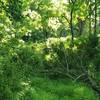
0;0;100;100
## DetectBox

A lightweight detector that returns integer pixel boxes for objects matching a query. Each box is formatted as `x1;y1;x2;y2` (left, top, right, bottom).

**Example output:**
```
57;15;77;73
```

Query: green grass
16;77;99;100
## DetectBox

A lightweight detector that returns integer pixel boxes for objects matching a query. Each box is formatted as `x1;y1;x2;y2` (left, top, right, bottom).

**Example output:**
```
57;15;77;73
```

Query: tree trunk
69;0;76;46
94;0;97;34
89;0;92;34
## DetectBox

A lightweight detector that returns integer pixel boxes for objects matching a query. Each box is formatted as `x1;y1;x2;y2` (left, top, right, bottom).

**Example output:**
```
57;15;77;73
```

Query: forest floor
17;76;99;100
